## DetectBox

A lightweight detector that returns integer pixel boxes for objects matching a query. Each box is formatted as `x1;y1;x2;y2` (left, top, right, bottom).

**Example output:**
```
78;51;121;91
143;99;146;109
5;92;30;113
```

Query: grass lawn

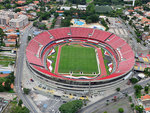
47;46;58;73
0;55;15;67
58;44;98;74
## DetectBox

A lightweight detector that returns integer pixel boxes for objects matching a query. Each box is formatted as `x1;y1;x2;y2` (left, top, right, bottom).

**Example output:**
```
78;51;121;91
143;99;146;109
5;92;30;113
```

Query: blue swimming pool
93;26;105;31
0;71;11;74
74;19;85;25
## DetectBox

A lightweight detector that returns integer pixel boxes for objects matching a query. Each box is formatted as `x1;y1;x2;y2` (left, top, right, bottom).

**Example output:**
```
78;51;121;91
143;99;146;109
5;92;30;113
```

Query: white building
0;10;18;19
0;16;10;25
9;15;28;29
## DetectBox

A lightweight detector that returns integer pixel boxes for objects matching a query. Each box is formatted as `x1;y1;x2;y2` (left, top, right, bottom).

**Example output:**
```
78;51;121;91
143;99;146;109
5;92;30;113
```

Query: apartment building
0;10;28;29
0;10;18;19
0;16;10;25
9;15;28;28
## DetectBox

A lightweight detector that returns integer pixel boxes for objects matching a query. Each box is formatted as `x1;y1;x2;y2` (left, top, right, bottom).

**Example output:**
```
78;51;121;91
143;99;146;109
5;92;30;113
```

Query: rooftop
141;95;150;101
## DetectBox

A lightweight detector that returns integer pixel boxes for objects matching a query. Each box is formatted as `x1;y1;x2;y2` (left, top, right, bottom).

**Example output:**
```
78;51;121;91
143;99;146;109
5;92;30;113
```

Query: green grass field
58;45;98;74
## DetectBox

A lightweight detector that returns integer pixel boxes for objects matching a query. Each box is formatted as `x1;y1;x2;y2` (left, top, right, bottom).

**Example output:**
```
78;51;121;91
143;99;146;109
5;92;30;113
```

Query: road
15;23;38;113
79;78;150;113
118;17;138;51
54;16;62;28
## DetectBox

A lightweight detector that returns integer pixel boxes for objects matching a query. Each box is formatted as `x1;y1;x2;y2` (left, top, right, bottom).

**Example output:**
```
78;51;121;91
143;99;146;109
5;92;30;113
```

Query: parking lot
31;92;63;113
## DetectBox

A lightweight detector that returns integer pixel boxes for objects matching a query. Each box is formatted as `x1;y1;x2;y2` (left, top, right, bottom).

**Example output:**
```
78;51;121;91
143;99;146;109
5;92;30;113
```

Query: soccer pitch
58;44;99;74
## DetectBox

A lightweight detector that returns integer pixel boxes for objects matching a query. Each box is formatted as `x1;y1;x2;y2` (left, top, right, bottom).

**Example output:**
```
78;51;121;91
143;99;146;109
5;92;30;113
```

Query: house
140;95;150;113
34;1;39;4
16;1;26;4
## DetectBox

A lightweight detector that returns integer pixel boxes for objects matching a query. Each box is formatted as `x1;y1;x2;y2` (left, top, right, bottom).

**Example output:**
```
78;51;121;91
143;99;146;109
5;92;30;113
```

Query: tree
116;88;120;92
144;86;149;94
130;103;134;109
7;72;15;83
118;108;124;113
130;78;138;84
61;19;71;27
144;68;150;76
33;21;38;27
0;82;4;92
18;99;23;107
38;24;48;30
23;88;30;94
129;96;132;102
135;105;144;113
14;8;21;13
4;79;11;91
104;111;107;113
5;4;11;9
144;26;149;31
28;36;31;42
0;28;6;46
134;85;142;98
129;20;133;25
10;104;30;113
86;14;99;24
59;100;83;113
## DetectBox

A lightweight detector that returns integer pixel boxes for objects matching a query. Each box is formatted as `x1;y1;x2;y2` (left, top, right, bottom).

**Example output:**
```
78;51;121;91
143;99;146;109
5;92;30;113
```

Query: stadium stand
34;32;54;46
26;27;135;82
91;29;111;41
71;27;93;38
48;28;71;39
26;40;40;54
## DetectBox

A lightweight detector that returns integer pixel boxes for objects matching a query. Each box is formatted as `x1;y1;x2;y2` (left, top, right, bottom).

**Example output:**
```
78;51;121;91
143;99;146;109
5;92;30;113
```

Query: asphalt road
15;23;38;113
79;78;150;113
54;16;62;28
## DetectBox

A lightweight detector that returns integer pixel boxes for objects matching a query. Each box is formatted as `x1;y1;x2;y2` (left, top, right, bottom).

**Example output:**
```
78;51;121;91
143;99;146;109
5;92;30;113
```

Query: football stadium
26;27;135;96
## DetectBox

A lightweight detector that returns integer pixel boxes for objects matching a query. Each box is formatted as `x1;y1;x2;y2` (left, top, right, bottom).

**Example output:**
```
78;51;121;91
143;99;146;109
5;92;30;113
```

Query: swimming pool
74;19;85;25
92;25;105;31
0;71;11;74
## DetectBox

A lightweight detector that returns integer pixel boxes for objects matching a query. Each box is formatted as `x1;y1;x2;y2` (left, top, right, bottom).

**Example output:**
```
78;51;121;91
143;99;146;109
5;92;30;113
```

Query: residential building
0;16;10;25
9;15;28;29
139;95;150;113
0;10;18;19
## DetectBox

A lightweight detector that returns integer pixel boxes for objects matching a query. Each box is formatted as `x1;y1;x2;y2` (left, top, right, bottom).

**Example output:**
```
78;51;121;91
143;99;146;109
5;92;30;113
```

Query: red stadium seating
105;36;120;44
71;27;93;38
122;51;134;60
120;43;132;53
26;27;135;81
90;29;111;41
26;50;43;66
110;39;126;49
26;40;40;54
34;32;54;46
48;28;70;39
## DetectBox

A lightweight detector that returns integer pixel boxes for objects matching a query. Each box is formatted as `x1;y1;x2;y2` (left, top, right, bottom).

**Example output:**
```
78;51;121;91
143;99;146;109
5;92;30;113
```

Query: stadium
26;27;135;96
